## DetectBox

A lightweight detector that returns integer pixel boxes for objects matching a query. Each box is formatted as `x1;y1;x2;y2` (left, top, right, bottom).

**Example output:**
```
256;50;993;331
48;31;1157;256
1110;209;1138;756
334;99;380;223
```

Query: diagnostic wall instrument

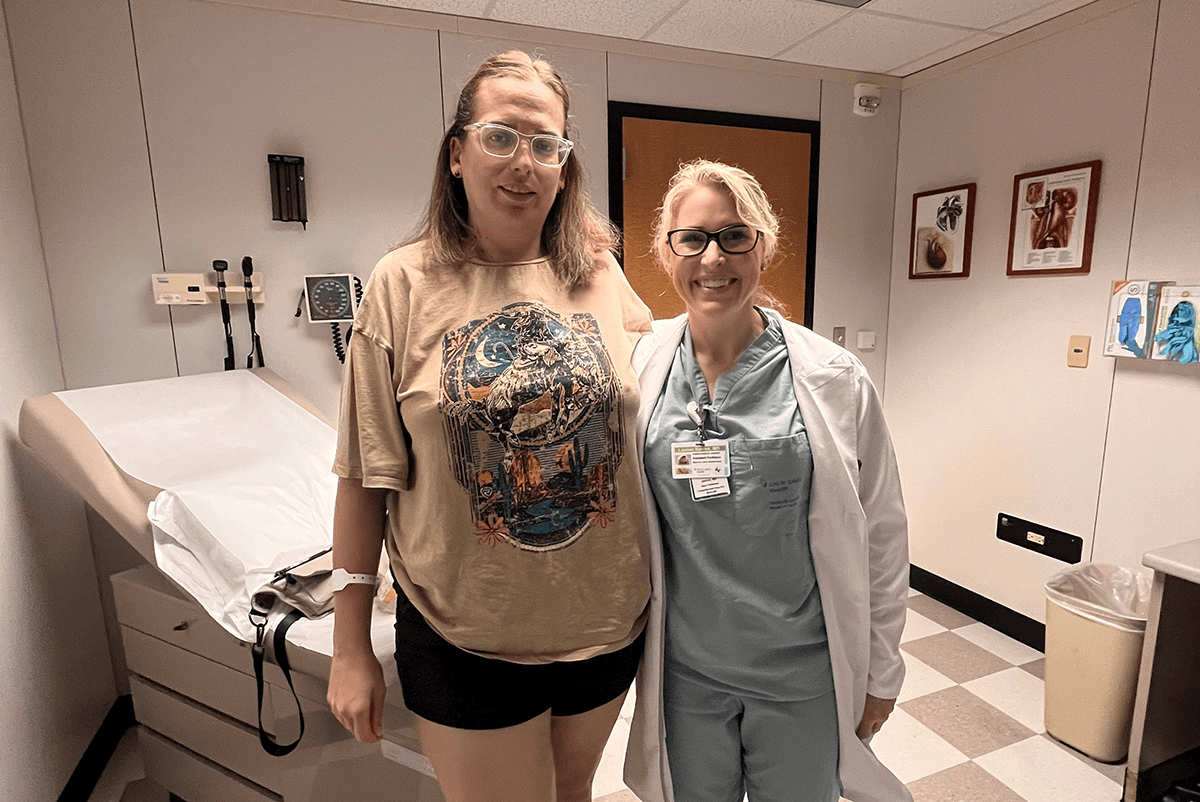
213;260;236;371
242;256;265;368
297;274;361;363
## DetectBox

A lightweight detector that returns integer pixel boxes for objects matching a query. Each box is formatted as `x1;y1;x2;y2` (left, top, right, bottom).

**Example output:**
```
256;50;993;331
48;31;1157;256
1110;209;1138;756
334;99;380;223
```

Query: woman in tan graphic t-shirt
326;51;652;802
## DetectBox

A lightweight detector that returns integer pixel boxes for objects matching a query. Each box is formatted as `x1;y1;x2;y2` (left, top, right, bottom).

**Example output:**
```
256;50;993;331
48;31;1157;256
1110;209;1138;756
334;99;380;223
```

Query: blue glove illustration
1118;296;1142;357
1153;301;1198;364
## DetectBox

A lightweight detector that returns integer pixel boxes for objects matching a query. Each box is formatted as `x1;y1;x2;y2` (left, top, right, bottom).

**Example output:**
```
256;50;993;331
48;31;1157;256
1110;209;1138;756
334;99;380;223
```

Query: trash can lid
1045;563;1151;630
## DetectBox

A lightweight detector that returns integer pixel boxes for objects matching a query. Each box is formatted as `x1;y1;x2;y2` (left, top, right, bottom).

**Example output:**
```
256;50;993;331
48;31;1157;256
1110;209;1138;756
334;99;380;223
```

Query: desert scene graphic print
440;302;623;551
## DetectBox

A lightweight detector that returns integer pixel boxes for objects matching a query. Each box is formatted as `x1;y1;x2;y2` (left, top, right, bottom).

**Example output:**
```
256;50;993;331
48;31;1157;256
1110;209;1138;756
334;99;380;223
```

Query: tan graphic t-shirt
334;242;653;663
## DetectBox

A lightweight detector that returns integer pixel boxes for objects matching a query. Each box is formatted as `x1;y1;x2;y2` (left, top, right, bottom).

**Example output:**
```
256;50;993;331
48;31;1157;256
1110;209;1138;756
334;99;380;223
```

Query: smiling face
667;183;764;331
449;76;568;262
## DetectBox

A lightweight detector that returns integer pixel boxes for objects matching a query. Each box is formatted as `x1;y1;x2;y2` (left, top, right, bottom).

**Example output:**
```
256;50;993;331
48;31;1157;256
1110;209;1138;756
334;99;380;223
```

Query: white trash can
1044;563;1151;763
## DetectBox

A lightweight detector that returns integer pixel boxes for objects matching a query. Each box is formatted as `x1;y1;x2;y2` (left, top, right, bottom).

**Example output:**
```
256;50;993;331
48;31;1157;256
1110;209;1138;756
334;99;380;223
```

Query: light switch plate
832;327;846;346
1067;335;1090;368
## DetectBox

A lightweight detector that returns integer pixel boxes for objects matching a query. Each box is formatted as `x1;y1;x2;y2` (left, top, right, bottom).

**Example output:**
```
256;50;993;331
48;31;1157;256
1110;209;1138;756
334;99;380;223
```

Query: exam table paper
55;371;392;660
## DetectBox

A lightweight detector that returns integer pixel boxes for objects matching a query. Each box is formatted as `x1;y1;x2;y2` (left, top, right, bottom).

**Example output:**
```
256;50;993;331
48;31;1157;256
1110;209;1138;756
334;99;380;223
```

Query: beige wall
130;0;446;415
5;0;173;390
0;1;115;798
1092;0;1200;571
886;0;1197;621
814;79;899;384
8;0;900;424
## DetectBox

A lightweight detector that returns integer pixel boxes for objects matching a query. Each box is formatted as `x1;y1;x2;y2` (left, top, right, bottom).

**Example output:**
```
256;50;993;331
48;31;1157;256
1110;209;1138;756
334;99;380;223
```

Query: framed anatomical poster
909;183;975;279
1007;160;1101;277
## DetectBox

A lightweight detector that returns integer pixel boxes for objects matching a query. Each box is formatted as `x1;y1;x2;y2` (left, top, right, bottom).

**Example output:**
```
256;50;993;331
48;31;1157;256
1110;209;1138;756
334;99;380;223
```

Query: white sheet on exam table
55;370;393;658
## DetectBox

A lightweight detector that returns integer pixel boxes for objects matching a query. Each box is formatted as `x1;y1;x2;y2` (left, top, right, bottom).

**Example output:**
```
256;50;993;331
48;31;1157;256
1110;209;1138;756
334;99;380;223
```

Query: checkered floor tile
594;592;1128;802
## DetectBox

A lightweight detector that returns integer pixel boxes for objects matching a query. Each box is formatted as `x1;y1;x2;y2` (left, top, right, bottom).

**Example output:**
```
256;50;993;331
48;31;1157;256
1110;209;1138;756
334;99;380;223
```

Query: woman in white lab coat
623;160;911;802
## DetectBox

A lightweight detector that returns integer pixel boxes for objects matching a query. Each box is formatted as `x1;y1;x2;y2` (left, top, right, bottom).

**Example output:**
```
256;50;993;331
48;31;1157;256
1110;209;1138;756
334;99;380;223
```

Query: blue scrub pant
664;669;841;802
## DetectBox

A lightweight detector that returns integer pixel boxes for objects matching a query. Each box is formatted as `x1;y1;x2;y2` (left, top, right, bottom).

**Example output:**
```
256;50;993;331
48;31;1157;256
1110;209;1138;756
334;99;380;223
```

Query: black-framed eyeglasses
462;122;574;168
666;224;761;257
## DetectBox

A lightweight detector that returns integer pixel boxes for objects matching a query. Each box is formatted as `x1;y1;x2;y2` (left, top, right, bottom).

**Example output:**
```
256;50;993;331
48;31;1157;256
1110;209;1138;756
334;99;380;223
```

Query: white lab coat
624;311;912;802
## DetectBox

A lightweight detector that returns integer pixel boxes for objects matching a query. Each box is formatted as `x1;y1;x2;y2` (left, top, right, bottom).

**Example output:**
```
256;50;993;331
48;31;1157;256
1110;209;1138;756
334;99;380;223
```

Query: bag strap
253;608;306;757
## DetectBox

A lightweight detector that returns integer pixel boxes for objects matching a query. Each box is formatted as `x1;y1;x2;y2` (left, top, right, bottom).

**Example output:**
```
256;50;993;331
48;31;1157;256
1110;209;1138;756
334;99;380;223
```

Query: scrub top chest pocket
729;432;813;539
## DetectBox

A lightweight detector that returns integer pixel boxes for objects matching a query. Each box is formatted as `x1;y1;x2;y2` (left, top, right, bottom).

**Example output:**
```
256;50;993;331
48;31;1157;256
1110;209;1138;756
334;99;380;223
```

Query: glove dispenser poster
1103;281;1171;359
1150;286;1200;364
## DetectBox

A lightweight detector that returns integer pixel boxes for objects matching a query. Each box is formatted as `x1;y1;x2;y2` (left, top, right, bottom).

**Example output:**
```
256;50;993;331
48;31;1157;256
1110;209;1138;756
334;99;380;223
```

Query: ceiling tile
488;0;682;40
647;0;851;59
864;0;1061;31
357;0;491;16
887;31;1000;76
988;0;1095;35
779;12;978;73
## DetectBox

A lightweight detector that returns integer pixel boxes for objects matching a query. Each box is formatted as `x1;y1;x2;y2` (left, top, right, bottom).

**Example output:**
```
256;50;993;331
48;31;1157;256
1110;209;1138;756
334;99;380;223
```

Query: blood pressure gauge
303;274;357;323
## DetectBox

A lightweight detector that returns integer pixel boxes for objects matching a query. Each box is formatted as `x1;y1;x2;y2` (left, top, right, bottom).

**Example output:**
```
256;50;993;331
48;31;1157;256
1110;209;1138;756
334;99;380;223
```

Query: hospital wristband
331;569;379;593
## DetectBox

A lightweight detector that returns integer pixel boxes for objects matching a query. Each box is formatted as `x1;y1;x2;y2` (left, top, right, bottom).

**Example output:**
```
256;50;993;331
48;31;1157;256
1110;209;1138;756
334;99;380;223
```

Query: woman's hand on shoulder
328;647;386;743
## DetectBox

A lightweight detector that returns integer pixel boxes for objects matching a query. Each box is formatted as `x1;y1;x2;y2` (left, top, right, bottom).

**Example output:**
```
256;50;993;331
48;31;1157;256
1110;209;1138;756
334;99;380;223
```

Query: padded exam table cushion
17;369;331;566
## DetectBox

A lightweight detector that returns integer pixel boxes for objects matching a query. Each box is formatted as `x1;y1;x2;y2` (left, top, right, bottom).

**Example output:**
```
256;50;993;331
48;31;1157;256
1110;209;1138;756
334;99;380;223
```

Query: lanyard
685;400;717;443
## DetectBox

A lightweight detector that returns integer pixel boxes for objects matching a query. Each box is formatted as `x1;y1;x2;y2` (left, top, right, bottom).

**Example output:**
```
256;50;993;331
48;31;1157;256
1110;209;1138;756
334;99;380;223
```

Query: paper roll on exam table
19;370;443;802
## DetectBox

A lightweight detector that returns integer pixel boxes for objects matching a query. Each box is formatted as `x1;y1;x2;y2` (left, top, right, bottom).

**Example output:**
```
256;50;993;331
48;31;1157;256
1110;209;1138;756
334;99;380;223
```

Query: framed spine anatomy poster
1007;160;1101;277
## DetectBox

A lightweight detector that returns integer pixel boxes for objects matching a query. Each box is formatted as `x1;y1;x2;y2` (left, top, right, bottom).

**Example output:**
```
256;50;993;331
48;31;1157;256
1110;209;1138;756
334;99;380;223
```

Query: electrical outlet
1067;335;1090;368
832;327;846;346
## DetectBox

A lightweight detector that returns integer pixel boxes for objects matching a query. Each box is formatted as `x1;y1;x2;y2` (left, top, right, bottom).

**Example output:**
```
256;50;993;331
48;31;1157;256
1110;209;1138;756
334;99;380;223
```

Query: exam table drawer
113;566;248;669
138;726;280;802
122;624;273;731
131;674;298;793
113;565;328;704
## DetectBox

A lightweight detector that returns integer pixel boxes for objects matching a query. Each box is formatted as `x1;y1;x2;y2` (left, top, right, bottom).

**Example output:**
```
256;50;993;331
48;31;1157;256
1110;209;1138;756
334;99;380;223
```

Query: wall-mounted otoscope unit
151;260;267;371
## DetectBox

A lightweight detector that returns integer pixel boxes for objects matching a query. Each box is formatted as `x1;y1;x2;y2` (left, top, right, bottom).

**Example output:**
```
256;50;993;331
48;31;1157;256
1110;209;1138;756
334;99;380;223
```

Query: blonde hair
652;159;785;310
401;51;616;288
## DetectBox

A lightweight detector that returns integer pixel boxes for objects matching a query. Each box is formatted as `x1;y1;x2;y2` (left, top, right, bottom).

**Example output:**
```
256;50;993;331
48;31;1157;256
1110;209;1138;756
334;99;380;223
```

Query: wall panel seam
1088;0;1164;563
126;0;179;376
2;0;69;389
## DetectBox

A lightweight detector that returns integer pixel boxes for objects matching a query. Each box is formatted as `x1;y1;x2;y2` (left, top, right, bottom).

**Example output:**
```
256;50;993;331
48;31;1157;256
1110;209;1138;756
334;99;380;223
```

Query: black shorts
393;592;645;730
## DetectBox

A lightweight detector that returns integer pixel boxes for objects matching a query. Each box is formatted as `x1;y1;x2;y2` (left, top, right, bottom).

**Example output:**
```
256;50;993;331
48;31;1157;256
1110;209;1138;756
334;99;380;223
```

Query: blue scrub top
646;314;833;701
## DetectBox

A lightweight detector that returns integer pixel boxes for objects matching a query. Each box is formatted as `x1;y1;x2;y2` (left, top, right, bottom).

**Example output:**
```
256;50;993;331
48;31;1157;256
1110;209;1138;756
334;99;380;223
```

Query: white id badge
690;476;730;501
671;440;730;479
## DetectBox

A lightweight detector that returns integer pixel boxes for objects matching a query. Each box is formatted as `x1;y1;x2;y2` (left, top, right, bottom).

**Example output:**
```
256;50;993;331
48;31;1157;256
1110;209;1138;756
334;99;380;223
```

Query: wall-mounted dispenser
268;154;308;229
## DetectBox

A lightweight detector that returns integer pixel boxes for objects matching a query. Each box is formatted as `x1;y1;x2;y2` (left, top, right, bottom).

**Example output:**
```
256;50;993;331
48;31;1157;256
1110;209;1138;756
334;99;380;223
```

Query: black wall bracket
996;512;1083;564
268;154;307;229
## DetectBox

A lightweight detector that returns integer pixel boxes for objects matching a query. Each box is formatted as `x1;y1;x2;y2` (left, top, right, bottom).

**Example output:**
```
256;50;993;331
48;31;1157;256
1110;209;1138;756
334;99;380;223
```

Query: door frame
607;101;820;327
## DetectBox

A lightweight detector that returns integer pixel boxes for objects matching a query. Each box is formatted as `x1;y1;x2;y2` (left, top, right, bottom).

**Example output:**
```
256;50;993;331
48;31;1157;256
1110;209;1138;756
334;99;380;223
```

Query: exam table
19;369;444;802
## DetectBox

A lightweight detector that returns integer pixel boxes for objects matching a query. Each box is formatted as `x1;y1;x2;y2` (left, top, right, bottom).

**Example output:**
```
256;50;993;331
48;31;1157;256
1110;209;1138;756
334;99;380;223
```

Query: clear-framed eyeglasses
666;224;761;257
462;122;574;168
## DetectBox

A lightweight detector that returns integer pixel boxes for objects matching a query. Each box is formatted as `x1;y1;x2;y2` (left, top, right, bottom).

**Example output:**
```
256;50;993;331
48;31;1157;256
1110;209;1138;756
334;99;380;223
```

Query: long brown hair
402;51;616;288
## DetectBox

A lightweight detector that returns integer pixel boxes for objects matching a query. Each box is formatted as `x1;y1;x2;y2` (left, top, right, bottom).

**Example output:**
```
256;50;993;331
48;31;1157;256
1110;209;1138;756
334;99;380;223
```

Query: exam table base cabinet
113;566;445;802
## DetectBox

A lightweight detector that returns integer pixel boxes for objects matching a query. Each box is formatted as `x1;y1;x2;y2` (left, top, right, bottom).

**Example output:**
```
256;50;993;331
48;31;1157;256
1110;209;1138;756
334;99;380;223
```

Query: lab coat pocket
730;432;813;539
